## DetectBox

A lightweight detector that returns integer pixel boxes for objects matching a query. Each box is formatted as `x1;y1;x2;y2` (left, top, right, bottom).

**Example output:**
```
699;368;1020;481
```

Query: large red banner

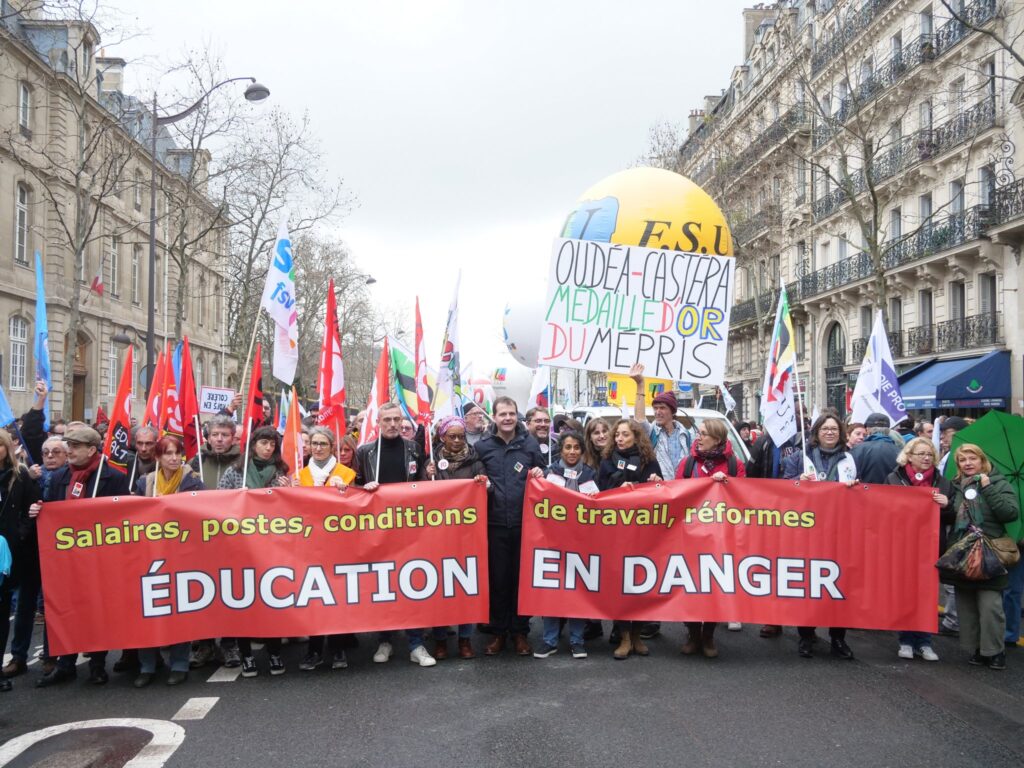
38;481;488;655
519;477;938;631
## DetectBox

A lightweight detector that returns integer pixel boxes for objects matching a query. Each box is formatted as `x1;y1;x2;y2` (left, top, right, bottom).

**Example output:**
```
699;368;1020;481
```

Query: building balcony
991;177;1024;228
730;105;811;179
800;250;874;298
731;205;782;246
882;205;990;269
932;0;997;57
851;331;904;364
810;0;897;76
731;288;779;325
813;98;996;221
904;312;1002;356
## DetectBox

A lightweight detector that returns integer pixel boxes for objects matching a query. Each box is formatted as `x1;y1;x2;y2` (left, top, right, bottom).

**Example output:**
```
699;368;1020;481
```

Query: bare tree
221;108;356;381
1;0;144;409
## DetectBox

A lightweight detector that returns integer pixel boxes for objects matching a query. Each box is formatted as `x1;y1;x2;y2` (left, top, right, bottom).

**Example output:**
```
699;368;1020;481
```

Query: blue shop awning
898;350;1010;409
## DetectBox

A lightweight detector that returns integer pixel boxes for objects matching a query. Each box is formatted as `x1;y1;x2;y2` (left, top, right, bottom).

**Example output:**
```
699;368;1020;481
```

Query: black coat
0;466;40;584
19;407;47;466
851;433;903;484
475;423;546;527
597;448;660;491
354;437;426;485
885;466;956;556
435;447;486;481
44;460;131;502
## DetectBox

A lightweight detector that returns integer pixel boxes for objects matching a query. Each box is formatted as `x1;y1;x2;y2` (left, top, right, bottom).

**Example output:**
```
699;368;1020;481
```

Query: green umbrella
944;411;1024;540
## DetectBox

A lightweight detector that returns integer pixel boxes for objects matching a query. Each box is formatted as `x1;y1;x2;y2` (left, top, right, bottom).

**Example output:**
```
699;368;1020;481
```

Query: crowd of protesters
0;365;1019;692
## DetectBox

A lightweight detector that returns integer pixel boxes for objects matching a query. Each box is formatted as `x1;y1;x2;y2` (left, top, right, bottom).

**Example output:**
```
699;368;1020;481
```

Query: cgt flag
759;287;797;446
850;310;907;427
102;347;134;473
359;338;391;445
178;338;202;461
144;348;167;430
241;343;265;447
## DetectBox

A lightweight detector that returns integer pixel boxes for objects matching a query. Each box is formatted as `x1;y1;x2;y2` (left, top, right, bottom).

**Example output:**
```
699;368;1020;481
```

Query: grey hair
134;425;159;441
308;425;336;447
206;414;236;433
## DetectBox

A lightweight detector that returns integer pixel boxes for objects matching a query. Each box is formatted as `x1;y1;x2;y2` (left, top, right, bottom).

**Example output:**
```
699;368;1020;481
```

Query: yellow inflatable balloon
560;167;733;256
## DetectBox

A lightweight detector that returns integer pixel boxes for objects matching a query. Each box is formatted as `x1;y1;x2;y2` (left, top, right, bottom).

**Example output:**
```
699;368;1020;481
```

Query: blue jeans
543;617;584;647
898;631;932;649
139;642;190;673
1003;559;1024;642
432;625;473;640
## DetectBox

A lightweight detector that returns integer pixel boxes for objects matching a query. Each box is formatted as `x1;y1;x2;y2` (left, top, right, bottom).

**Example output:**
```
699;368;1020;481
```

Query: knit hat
651;391;678;412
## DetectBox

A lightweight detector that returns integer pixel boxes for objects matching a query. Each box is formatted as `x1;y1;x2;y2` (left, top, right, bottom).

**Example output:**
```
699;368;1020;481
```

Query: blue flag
0;384;15;427
34;252;52;431
172;341;184;389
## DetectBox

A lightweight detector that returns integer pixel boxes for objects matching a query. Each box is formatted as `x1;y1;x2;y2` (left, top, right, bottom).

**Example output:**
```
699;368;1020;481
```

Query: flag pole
128;452;138;491
238;318;261;424
791;364;809;463
194;413;205;484
241;417;252;488
374;430;382;483
91;453;107;498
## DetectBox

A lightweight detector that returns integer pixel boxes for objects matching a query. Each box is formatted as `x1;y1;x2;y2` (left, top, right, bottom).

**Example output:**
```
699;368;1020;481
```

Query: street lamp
145;77;270;396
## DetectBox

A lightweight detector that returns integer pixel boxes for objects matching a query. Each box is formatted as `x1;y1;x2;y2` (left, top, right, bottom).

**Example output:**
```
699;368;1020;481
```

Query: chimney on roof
96;56;126;93
743;5;776;56
688;110;706;135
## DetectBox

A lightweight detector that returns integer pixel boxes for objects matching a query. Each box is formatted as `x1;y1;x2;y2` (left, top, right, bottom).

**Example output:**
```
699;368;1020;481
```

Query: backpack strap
727;453;737;477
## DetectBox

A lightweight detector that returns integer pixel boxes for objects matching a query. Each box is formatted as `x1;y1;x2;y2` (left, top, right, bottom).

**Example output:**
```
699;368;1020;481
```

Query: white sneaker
373;642;393;663
727;622;742;631
897;643;914;660
410;645;437;667
916;646;939;662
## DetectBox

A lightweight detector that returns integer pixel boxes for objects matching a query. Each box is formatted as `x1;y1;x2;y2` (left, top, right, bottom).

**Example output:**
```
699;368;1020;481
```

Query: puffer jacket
475;422;545;527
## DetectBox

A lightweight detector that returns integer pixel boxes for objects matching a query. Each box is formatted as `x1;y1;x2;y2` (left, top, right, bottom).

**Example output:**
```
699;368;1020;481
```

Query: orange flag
102;347;133;474
144;348;166;430
280;387;303;478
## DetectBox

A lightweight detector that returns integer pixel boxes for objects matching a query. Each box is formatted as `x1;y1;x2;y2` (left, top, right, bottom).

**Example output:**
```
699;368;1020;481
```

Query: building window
107;341;118;396
211;357;220;388
196;355;204;389
920;5;933;38
837;236;848;262
919;289;933;326
109;236;120;297
949;78;965;116
18;82;31;134
889;297;903;333
134;170;143;210
131;244;141;304
819;240;830;268
860;305;873;337
983;58;996;101
978;272;997;315
980;165;996;207
950;179;964;215
795;323;806;361
198;271;206;327
919;192;933;228
919;99;932;132
8;316;28;391
949;280;965;320
890;207;902;240
15;183;29;265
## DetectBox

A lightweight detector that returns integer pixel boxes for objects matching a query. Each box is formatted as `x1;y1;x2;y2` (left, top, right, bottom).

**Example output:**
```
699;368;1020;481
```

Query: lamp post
145;78;270;397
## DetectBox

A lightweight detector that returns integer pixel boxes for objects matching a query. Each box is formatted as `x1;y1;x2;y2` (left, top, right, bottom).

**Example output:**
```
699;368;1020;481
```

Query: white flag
759;287;798;446
719;385;736;414
432;273;463;420
850;310;907;427
260;220;299;385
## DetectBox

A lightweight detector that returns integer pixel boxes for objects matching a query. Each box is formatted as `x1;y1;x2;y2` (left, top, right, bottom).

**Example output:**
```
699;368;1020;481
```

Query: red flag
317;279;347;441
162;342;182;439
241;343;264;446
144;350;166;429
359;338;390;445
89;252;105;297
101;347;133;474
94;405;109;427
178;337;202;461
414;297;432;459
280;387;303;478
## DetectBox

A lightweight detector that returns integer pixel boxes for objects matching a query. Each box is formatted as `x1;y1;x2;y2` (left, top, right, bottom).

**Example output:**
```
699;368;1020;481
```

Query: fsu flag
241;343;265;447
178;338;202;461
317;279;347;441
144;349;166;429
102;347;133;473
359;338;391;446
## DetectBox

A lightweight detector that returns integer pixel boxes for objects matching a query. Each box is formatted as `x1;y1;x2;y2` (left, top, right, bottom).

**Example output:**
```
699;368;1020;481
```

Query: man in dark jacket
31;426;130;687
125;425;159;487
354;403;433;667
851;412;902;484
475;396;545;656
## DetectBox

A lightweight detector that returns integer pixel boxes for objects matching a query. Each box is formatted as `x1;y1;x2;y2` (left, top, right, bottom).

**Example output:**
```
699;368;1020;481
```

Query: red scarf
67;452;102;500
906;465;935;487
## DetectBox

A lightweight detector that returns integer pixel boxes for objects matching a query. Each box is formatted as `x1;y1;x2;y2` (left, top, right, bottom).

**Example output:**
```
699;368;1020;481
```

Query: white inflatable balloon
490;359;535;410
503;298;546;368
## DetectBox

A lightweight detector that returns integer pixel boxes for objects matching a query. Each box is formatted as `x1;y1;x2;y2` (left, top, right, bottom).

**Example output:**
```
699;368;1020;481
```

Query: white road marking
0;718;185;767
206;665;242;682
172;696;219;721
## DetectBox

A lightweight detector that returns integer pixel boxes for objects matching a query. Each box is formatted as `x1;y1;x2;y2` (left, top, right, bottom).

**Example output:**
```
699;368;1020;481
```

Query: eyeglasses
310;441;331;448
42;449;66;456
910;452;934;458
819;427;840;432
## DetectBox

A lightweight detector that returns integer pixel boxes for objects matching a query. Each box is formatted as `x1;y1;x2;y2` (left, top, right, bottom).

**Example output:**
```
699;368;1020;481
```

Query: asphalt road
2;623;1024;767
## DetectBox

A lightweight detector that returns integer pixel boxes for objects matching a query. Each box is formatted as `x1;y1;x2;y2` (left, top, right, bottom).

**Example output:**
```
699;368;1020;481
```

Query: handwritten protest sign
538;238;735;383
199;386;235;414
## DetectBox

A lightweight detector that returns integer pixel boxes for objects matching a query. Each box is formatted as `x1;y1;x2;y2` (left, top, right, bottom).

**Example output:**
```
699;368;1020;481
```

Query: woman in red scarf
675;419;745;659
886;437;953;662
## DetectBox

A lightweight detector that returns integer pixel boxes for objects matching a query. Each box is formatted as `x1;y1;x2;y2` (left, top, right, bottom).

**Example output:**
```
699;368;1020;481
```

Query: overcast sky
112;0;750;375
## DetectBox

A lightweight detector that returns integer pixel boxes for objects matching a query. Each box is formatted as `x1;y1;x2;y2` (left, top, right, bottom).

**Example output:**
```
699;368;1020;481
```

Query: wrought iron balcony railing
800;250;874;298
882;205;990;269
905;313;1001;356
730;205;782;246
992;177;1024;226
